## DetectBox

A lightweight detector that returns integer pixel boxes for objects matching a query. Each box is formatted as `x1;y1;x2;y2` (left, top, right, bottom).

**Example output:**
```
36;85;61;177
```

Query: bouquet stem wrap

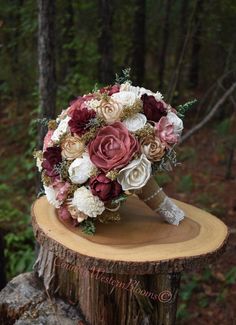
137;176;185;225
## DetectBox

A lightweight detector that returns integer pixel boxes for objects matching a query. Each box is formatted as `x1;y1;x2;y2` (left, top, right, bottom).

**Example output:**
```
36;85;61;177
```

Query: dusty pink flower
58;205;72;221
100;84;120;95
67;97;87;117
52;179;71;201
43;130;54;151
88;122;139;172
155;117;178;145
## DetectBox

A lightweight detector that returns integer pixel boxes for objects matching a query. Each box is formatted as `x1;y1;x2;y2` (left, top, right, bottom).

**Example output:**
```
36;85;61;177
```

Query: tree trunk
188;0;203;88
60;1;76;82
34;245;181;325
98;0;114;84
0;229;6;290
131;0;146;85
37;0;57;151
158;0;172;90
31;195;228;325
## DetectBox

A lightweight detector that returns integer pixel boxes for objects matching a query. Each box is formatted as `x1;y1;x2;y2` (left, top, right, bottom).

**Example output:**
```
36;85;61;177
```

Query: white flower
120;82;163;101
71;187;105;218
51;116;71;142
111;91;137;107
36;156;43;172
122;113;147;132
117;154;152;191
44;185;61;208
86;99;101;110
167;112;183;136
68;153;96;184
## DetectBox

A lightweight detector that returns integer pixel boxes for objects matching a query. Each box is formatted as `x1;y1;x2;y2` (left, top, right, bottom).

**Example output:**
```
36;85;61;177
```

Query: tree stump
31;195;228;325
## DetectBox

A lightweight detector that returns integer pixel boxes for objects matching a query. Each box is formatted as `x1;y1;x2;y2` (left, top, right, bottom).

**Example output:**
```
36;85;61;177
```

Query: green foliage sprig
115;68;131;84
176;99;197;119
81;219;96;235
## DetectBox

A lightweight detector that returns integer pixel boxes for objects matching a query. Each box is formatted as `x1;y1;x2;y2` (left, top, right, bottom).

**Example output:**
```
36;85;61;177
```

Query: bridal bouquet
35;78;190;234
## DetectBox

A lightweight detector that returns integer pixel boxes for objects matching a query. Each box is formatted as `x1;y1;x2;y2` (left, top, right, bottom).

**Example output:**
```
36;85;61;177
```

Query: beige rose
61;135;84;160
141;135;165;162
96;98;122;124
67;204;88;223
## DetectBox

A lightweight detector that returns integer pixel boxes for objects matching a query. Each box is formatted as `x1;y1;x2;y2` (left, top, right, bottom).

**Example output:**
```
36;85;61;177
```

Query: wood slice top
32;195;229;274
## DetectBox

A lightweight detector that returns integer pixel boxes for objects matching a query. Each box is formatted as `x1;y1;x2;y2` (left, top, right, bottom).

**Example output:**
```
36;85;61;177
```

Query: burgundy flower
88;122;140;172
69;107;96;136
90;174;122;202
42;146;62;177
100;84;120;95
141;94;167;122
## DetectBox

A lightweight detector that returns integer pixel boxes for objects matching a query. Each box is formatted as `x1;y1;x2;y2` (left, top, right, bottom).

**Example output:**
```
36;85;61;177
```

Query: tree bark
98;0;114;84
158;0;172;90
34;245;181;325
131;0;146;85
37;0;57;151
0;229;6;290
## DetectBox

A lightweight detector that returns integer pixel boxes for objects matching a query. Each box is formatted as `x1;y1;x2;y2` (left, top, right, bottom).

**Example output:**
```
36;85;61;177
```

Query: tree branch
180;82;236;144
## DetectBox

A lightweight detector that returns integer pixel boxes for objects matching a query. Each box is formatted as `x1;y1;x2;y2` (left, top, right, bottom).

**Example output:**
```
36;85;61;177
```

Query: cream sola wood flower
61;134;85;160
68;152;96;184
140;135;166;162
122;113;147;132
44;185;61;208
120;82;163;101
69;186;105;220
51;116;71;143
117;154;152;191
90;91;138;124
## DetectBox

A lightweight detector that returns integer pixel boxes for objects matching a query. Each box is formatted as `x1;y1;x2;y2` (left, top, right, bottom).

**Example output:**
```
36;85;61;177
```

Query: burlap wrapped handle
137;176;185;225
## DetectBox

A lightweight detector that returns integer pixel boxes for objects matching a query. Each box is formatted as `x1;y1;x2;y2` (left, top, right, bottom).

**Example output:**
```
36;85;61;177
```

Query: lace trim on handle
154;197;185;225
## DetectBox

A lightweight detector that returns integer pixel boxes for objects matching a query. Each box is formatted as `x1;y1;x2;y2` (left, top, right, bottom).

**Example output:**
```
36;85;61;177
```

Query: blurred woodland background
0;0;236;324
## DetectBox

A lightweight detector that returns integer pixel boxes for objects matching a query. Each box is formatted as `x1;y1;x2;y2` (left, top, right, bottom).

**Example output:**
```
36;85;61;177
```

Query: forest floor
0;104;235;325
166;128;236;325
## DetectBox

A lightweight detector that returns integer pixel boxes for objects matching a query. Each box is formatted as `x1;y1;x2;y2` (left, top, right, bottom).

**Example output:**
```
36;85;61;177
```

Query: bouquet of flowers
35;76;192;235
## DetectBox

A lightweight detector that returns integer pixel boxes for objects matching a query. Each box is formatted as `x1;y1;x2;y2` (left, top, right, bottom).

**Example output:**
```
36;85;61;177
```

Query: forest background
0;0;236;324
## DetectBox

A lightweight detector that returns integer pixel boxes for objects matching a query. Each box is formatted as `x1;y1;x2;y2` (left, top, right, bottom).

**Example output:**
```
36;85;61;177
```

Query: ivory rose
120;82;163;101
122;113;147;132
111;91;137;107
88;122;139;172
117;154;151;191
61;134;84;160
141;136;166;161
